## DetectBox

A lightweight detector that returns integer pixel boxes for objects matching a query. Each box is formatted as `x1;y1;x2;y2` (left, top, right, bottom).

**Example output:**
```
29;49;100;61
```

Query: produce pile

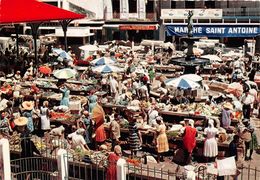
157;103;221;117
50;111;72;120
126;158;141;166
9;134;48;153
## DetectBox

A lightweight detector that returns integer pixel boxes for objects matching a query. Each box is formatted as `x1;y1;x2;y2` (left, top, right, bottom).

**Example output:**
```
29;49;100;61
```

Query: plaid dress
156;124;169;153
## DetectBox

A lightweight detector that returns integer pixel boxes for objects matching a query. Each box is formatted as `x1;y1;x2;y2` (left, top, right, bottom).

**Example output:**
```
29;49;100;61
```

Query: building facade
160;0;260;48
4;0;259;48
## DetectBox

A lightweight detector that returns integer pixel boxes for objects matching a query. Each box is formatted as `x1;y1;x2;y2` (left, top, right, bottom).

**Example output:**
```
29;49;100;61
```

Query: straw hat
14;117;28;126
125;92;132;99
223;102;233;110
22;101;34;111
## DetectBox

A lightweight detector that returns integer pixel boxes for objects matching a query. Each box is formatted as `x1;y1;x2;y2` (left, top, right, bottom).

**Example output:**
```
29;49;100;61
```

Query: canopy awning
0;0;85;24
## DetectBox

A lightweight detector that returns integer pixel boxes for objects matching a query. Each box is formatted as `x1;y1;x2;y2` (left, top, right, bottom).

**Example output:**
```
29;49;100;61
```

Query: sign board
119;25;157;31
166;25;260;37
161;9;223;19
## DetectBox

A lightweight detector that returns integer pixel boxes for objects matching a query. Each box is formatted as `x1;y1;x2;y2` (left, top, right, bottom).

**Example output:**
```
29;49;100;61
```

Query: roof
0;0;85;24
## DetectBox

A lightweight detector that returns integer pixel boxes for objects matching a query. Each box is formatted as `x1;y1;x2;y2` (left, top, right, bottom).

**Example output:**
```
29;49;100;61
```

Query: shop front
103;24;159;43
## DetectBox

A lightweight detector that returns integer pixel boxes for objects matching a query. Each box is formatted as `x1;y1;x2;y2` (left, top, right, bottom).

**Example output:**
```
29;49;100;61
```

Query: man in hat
182;119;197;165
242;118;257;160
14;116;41;180
241;90;254;119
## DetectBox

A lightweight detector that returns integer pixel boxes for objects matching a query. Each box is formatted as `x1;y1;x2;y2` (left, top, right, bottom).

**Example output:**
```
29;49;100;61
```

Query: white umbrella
53;68;77;79
201;55;222;62
165;78;200;89
92;65;124;73
91;57;116;66
180;74;203;82
79;44;99;51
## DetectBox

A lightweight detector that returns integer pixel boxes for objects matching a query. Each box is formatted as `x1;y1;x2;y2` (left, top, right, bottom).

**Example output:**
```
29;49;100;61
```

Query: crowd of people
0;40;259;179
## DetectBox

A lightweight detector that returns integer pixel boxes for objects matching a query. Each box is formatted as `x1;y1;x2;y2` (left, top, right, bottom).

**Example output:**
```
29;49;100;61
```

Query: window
171;1;176;9
185;1;195;8
205;1;215;9
129;0;137;13
112;0;120;13
146;0;154;13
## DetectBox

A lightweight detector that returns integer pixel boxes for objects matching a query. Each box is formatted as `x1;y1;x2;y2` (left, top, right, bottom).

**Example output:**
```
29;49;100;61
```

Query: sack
241;131;252;142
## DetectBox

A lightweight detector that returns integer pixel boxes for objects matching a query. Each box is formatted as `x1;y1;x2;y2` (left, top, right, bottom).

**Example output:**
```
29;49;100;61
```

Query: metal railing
8;136;260;180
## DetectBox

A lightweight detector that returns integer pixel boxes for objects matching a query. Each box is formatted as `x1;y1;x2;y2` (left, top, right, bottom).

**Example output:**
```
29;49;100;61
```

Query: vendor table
102;103;207;123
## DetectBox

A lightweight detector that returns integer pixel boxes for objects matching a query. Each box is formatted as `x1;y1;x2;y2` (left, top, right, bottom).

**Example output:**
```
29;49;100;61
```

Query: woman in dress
106;145;122;180
203;119;219;162
182;119;197;165
40;101;50;137
92;100;106;149
60;84;70;107
156;116;169;162
21;101;35;133
88;94;98;114
221;102;233;129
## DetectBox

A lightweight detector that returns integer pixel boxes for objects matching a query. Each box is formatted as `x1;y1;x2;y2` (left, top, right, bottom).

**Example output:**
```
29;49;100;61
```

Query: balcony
106;12;157;22
223;8;260;18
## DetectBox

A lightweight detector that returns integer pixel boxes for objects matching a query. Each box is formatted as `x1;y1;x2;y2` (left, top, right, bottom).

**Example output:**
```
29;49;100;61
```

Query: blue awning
166;25;260;37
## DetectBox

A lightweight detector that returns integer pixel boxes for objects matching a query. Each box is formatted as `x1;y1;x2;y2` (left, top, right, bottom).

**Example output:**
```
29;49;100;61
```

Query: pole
64;29;68;52
14;24;19;58
29;23;42;72
0;138;11;180
57;149;68;180
60;19;73;52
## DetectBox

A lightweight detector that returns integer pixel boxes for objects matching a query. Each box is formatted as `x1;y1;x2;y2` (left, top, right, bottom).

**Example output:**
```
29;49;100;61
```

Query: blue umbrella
91;57;116;66
52;48;72;60
92;65;124;73
165;78;200;89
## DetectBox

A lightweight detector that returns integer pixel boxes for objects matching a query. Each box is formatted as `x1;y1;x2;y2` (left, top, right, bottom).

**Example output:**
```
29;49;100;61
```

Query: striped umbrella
92;65;124;74
180;74;203;82
52;48;72;60
90;57;116;66
165;78;200;89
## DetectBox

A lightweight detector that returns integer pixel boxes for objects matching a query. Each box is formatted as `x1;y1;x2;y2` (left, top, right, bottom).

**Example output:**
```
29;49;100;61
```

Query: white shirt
110;77;118;93
68;132;86;148
241;94;255;105
148;109;158;126
140;85;149;98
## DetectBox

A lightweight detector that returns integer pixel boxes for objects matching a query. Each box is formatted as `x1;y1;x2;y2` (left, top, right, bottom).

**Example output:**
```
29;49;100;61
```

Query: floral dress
23;110;34;133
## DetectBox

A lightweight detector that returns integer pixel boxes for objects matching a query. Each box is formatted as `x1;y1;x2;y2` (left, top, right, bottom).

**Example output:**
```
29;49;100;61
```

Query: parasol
91;57;116;66
165;78;200;89
92;65;124;73
52;48;72;60
53;68;77;79
39;66;52;75
201;55;222;62
92;104;105;126
79;44;99;51
180;74;203;82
